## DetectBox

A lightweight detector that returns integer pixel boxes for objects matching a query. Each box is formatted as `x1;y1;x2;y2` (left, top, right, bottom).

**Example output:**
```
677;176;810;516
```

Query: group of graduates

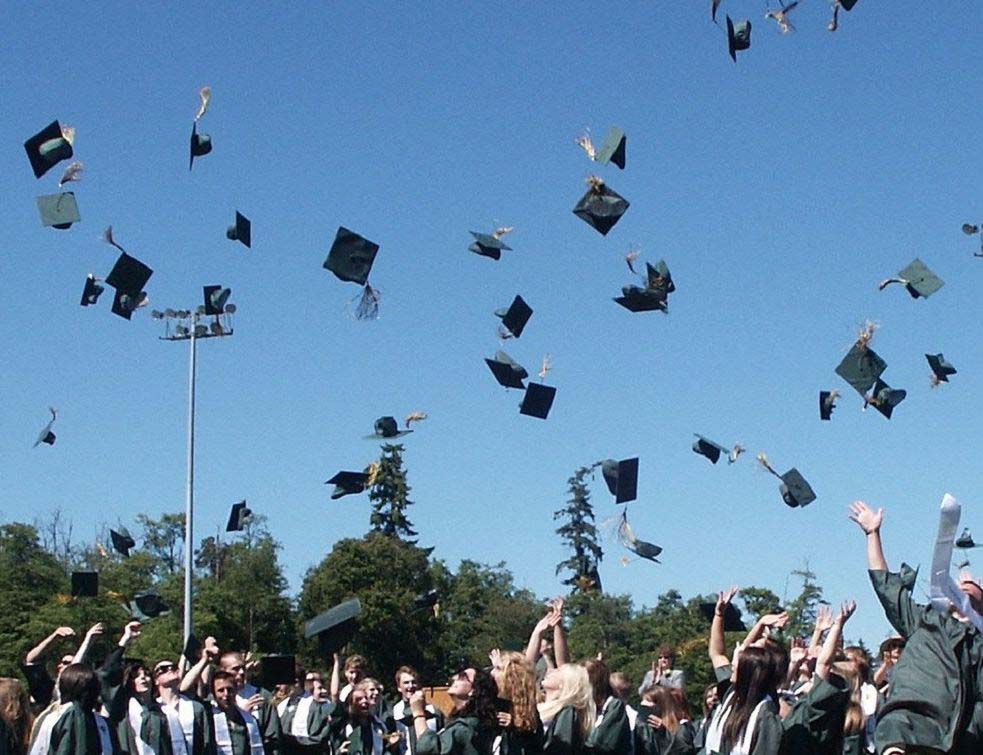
2;500;983;755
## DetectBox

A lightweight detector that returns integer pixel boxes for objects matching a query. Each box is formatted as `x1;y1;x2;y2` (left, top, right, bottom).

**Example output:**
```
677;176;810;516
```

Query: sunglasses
154;664;177;678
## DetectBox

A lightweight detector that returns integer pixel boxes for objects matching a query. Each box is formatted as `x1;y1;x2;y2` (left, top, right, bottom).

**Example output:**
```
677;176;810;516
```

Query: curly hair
497;652;540;733
454;668;500;731
0;677;32;753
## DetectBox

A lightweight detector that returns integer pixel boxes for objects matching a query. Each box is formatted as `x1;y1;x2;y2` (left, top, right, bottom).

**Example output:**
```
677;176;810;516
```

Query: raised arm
524;610;556;665
709;587;738;669
25;626;75;664
816;601;856;680
551;598;570;667
179;637;218;695
849;502;887;571
73;623;105;665
808;605;834;659
743;611;790;647
330;652;341;702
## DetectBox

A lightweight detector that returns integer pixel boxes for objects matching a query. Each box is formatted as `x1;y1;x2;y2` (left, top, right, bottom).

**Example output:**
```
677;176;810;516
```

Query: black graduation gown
780;675;848;755
48;702;119;755
415;716;493;755
585;698;631;755
0;716;23;755
499;720;544;755
140;696;214;755
238;685;281;755
277;697;333;755
542;707;583;755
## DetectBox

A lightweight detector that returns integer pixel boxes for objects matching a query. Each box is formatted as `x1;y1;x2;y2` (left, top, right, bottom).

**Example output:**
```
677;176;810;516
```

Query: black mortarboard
614;286;668;313
37;192;80;229
106;253;153;296
819;391;837;421
880;258;944;299
304;598;362;655
693;436;728;464
80;275;104;307
469;231;512;260
601;458;639;503
24;121;74;179
646;260;675;294
485;351;528;390
413;589;440;610
926;353;957;384
34;408;57;448
594;127;626;170
519;383;556;420
956;528;976;549
496;296;533;338
110;527;136;557
182;633;202;663
628;539;662;563
324;227;379;286
226;500;252;532
326;471;370;499
866;379;906;420
260;655;296;687
572;179;629;236
227;211;251;248
373;416;412;439
189;122;212;171
204;285;232;316
699;602;747;632
779;468;816;508
963;224;979;236
839;0;859;9
71;571;98;598
711;0;723;23
835;343;887;397
727;16;752;62
111;290;148;321
128;591;170;621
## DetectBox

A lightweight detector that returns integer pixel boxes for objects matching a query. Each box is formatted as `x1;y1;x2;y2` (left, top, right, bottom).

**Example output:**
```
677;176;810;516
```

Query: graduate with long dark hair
48;664;117;754
411;668;497;755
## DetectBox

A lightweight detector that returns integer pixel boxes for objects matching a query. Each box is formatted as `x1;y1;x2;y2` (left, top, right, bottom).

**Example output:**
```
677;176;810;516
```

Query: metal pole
183;320;198;646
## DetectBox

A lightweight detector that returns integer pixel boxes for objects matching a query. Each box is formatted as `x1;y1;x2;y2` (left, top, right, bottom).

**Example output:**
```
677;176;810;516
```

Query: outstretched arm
743;611;790;647
849;502;887;571
816;601;856;680
808;605;834;658
73;623;105;665
179;637;218;695
330;653;341;702
524;610;556;665
551;599;569;667
710;587;738;669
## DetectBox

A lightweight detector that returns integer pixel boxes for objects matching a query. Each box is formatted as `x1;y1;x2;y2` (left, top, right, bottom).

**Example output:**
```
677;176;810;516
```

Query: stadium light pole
154;299;235;646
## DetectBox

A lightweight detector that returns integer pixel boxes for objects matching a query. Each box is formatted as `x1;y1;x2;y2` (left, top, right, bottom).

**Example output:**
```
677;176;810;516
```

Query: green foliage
785;562;825;638
368;444;417;541
136;513;186;576
739;586;782;623
554;464;604;592
566;592;632;669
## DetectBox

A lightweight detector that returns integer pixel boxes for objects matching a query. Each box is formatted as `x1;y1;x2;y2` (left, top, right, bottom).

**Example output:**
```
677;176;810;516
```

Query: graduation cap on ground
189;122;212;171
72;571;98;598
519;382;556;420
727;16;752;62
758;454;816;508
865;379;906;420
699;603;747;633
37;192;80;229
572;177;629;236
227;211;251;248
304;598;362;655
819;391;839;421
926;354;957;386
80;275;104;307
879;259;944;299
469;228;513;260
106;252;153;320
326;470;370;500
110;528;136;558
496;296;533;339
33;407;57;448
24;120;74;179
324;227;381;319
835;325;887;397
601;458;639;504
182;634;202;664
226;501;252;532
485;351;528;390
617;511;661;564
127;591;170;621
260;655;296;687
956;528;977;550
203;286;232;316
371;416;412;439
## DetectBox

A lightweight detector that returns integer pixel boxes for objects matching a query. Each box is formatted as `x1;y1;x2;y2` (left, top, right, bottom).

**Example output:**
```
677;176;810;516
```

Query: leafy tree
137;513;186;576
368;444;417;541
554;464;604;593
740;586;783;623
785;562;824;638
566;592;632;670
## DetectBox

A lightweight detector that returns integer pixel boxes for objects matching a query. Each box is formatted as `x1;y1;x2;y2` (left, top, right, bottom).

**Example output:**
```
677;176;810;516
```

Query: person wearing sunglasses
139;659;213;754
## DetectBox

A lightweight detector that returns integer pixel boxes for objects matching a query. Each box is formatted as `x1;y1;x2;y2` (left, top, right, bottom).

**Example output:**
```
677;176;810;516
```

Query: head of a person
309;673;328;702
344;655;366;686
58;664;100;711
212;670;237;711
721;645;787;752
0;677;32;752
55;653;75;678
360;677;382;707
843;646;871;685
656;644;677;669
642;685;682;734
495;652;539;733
538;664;595;739
584;659;612;707
608;671;632;702
152;659;181;692
347;682;373;720
702;683;720;717
879;637;905;664
122;661;152;697
669;687;692;720
395;666;419;702
219;652;246;691
453;668;499;729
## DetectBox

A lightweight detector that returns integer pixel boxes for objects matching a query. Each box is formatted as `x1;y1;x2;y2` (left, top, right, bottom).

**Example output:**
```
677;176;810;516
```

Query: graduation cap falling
203;285;232;316
104;233;153;321
227;211;251;248
956;528;978;550
726;16;752;62
323;227;381;320
59;161;84;187
819;390;839;421
692;436;744;465
182;634;203;664
37;192;80;230
572;176;629;236
878;258;944;300
828;0;860;32
616;510;661;564
519;356;556;419
260;655;297;687
304;598;362;655
226;500;252;532
699;602;747;633
469;227;514;260
764;2;798;34
864;379;906;420
24;120;75;179
758;453;816;508
615;258;675;314
926;354;957;387
110;527;136;558
80;275;105;307
370;416;413;439
125;591;170;621
496;296;533;339
835;322;886;397
575;127;626;170
601;458;639;504
189;86;212;171
33;407;58;448
71;571;98;598
325;466;376;500
485;350;528;390
962;223;983;257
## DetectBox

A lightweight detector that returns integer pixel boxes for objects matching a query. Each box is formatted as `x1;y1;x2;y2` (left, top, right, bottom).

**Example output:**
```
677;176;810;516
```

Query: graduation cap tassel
101;226;127;254
60;124;76;146
728;444;746;464
827;3;840;32
877;276;907;291
586;174;605;192
353;283;380;320
855;321;878;350
195;86;212;121
539;354;553;381
492;226;514;241
575;130;596;160
58;161;84;187
625;248;641;276
757;452;782;480
405;411;428;429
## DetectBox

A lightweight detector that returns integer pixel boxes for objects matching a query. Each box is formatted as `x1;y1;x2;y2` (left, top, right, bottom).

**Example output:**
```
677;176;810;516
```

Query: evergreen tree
368;443;417;541
554;464;604;593
785;562;825;638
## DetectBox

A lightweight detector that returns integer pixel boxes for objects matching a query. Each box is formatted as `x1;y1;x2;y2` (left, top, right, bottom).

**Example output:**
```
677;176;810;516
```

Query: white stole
212;703;264;755
28;703;69;755
592;696;614;728
94;712;114;754
128;697;153;755
290;696;316;745
704;690;773;755
159;696;196;755
625;703;638;731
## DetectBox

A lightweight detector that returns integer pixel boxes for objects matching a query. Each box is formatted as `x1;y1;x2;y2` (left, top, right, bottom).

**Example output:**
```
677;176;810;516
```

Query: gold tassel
405;411;428;428
60;124;76;146
195;86;212;121
575;129;596;160
58;161;84;187
757;452;781;479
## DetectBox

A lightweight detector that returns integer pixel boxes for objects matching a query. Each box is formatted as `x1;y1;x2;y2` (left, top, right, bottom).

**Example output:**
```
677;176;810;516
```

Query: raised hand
849;501;884;535
716;586;739;614
409;689;426;716
646;714;664;730
85;622;106;638
204;637;220;660
54;626;76;639
760;612;789;629
837;600;857;623
489;648;503;669
814;604;834;633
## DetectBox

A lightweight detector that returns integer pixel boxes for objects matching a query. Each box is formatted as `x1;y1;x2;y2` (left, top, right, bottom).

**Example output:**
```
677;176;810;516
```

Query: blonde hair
832;661;865;736
498;652;540;733
0;678;32;752
537;663;596;738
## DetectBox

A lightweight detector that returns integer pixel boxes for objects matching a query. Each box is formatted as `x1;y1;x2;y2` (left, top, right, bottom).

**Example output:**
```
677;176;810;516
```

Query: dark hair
669;687;692;721
455;669;499;730
879;637;905;656
656;645;676;660
58;664;100;711
584;659;612;707
720;646;785;752
122;662;151;698
213;670;236;687
702;683;720;717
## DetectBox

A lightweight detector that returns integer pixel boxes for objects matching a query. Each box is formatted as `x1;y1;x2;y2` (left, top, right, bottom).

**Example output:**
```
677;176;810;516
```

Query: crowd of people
1;502;981;754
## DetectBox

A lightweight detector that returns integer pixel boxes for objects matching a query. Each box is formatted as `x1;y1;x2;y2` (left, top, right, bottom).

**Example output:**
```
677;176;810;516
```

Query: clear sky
3;1;983;647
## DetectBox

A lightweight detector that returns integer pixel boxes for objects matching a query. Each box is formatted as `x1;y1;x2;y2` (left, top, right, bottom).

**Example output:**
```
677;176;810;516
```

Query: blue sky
3;1;983;647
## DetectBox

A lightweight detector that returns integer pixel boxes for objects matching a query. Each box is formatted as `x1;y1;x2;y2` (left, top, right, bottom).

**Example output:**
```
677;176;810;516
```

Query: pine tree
554;464;604;593
785;561;825;637
368;443;418;541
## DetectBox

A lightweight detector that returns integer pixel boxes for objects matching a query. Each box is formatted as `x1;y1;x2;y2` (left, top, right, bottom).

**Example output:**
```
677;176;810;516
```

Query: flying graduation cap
828;0;860;32
962;223;983;257
956;528;978;550
572;176;629;236
764;2;799;34
835;323;886;397
819;390;839;421
324;227;381;320
24;120;75;179
926;354;957;387
726;16;752;62
576;127;626;170
71;571;98;598
203;286;232;316
226;500;252;532
126;591;170;621
601;458;639;503
468;227;514;260
325;470;371;499
485;351;528;390
370;416;413;439
692;436;743;465
110;527;136;557
33;407;58;447
37;192;80;229
80;275;105;307
189;86;212;170
227;211;251;248
864;379;906;420
758;453;816;508
615;259;675;314
878;259;944;300
699;602;747;633
105;238;153;320
617;510;661;564
495;296;533;339
304;598;362;655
